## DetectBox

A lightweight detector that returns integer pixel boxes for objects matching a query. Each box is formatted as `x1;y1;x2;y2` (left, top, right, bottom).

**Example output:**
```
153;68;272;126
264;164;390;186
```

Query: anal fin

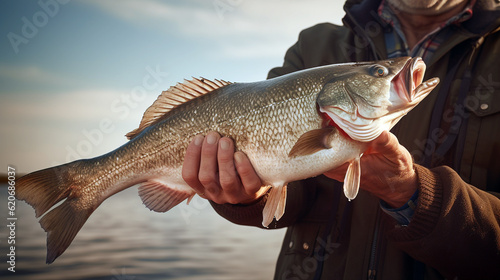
343;154;362;201
262;184;287;228
138;180;193;212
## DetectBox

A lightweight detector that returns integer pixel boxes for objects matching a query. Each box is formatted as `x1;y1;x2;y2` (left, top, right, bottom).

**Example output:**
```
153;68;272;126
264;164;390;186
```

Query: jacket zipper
368;210;381;279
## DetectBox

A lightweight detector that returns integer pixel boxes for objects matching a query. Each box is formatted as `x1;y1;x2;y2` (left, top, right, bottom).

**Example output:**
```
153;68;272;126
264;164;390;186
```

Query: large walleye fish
17;57;438;264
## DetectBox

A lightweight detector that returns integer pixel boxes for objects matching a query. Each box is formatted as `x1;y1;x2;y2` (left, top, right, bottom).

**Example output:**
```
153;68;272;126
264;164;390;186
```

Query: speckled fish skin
16;56;439;264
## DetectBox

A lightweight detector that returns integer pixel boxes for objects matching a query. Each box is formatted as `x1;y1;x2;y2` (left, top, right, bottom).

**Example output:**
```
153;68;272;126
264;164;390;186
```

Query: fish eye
372;65;388;77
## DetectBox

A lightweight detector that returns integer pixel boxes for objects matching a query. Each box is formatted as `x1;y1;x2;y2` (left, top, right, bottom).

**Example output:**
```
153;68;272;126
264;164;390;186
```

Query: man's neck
390;1;469;50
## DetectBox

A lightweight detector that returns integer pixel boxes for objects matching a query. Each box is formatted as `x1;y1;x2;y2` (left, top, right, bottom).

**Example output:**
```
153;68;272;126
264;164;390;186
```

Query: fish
16;56;439;264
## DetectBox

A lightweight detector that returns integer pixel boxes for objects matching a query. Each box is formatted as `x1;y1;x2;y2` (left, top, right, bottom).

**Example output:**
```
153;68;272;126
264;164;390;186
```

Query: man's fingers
234;151;263;195
324;131;400;181
217;138;243;197
369;131;399;155
182;132;265;204
323;161;349;181
182;135;205;194
198;132;222;196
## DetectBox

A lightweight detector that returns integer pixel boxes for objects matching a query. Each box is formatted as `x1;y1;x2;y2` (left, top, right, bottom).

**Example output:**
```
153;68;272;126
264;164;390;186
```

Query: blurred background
0;0;344;279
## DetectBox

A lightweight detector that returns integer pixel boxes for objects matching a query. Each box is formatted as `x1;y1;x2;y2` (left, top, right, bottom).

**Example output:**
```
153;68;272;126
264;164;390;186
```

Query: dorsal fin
126;77;232;140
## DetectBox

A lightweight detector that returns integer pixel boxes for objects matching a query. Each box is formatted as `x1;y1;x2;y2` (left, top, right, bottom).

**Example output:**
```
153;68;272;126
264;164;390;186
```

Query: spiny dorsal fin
126;77;232;139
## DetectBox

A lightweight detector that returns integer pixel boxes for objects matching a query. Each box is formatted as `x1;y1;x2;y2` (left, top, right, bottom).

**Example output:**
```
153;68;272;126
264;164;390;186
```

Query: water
0;185;285;279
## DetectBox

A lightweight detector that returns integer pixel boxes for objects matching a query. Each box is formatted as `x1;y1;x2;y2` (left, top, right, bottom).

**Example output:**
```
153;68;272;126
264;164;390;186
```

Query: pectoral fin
343;154;362;201
289;127;336;158
262;184;287;227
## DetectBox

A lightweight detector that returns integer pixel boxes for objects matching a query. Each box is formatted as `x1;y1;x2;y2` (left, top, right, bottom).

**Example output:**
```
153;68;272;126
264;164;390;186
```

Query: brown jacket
213;0;500;279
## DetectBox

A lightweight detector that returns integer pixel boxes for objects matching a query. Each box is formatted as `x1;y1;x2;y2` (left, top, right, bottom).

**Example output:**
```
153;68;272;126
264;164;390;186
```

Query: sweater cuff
387;164;443;241
380;189;419;226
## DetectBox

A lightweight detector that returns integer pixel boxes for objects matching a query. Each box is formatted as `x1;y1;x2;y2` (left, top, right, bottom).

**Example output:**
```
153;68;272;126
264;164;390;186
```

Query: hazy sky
1;0;345;173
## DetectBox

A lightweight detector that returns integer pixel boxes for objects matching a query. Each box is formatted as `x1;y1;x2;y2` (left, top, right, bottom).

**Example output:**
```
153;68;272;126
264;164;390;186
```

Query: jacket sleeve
267;39;304;79
211;176;331;229
387;164;500;279
267;22;351;79
210;194;269;228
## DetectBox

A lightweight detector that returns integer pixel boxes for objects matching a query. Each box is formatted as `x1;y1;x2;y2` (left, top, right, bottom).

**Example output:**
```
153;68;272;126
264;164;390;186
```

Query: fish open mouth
392;57;439;104
318;57;440;142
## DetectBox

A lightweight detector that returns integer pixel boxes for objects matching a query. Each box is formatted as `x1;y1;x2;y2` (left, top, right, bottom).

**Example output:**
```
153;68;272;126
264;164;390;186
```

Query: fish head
317;57;439;142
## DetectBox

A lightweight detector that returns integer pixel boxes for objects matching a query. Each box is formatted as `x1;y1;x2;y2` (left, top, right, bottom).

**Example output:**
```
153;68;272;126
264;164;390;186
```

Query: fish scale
16;57;439;264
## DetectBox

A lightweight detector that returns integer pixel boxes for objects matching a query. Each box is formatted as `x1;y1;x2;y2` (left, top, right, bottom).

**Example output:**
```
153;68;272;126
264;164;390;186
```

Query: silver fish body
16;57;439;264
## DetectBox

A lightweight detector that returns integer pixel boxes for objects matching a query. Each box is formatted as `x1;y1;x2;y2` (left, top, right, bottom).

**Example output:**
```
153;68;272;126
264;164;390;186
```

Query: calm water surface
0;185;285;279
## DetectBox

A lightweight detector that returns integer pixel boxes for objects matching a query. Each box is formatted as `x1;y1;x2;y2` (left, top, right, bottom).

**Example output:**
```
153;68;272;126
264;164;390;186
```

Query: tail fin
16;161;96;264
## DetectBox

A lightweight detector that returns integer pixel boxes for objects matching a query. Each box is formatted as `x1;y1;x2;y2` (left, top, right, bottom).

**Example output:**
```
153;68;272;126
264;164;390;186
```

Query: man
182;0;500;278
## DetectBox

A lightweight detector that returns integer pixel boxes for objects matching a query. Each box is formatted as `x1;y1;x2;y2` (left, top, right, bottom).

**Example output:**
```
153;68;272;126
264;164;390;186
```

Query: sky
0;0;345;174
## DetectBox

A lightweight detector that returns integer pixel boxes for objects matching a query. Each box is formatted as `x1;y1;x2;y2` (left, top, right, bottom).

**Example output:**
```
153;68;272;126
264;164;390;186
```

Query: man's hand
182;132;268;204
324;130;418;208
